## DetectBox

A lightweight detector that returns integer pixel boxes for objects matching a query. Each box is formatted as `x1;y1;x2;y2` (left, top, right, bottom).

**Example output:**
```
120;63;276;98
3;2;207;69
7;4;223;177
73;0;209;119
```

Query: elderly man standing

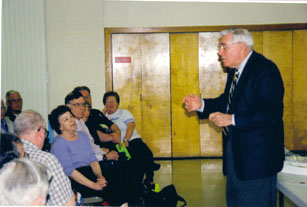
14;110;75;206
5;90;23;122
183;28;285;206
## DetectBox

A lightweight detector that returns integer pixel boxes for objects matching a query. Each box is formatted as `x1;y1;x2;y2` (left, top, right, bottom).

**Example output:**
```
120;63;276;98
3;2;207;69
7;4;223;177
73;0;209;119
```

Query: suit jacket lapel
228;51;256;113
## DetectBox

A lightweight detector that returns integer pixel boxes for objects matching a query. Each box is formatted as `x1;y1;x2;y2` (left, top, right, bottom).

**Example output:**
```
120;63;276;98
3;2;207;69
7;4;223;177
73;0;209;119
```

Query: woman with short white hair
0;158;49;205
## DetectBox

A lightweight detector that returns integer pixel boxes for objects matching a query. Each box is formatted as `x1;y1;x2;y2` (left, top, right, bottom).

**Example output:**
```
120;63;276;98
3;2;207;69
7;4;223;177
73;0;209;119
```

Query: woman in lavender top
50;105;130;206
50;105;107;199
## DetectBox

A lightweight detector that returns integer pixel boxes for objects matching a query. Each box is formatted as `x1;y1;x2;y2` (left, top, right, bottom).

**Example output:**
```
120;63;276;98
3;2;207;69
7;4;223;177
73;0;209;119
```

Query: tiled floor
153;159;296;207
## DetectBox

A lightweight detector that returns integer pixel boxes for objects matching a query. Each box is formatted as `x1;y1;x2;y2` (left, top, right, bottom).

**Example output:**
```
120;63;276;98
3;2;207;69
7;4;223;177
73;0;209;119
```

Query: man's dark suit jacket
198;51;285;180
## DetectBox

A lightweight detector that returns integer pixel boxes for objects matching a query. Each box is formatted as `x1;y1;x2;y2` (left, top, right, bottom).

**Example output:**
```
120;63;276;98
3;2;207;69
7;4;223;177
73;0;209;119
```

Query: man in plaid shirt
14;110;75;206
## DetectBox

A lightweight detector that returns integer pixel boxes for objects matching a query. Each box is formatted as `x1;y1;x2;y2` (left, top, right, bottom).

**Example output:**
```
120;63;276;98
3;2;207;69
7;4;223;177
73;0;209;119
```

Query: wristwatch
123;138;129;142
103;154;107;161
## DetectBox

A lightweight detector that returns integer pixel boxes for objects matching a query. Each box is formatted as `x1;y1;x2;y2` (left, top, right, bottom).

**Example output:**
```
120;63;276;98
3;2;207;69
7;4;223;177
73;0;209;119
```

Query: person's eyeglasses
8;98;23;104
46;176;53;203
48;176;53;185
218;42;240;51
38;127;49;138
70;103;86;108
24;152;30;158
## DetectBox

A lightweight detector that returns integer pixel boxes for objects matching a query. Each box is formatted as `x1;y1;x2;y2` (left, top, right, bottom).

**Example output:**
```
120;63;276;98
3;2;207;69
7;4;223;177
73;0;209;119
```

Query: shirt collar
22;139;39;149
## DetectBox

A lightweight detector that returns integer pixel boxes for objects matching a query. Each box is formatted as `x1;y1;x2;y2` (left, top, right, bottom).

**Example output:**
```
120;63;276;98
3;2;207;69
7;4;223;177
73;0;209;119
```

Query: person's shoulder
77;131;89;139
248;51;279;73
4;116;12;123
4;116;14;131
252;51;276;66
91;108;108;119
121;109;133;117
90;108;102;115
30;150;60;166
52;135;66;144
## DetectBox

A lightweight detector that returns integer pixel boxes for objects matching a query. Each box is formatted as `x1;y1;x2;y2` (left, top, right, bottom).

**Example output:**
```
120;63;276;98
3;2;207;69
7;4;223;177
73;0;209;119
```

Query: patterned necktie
223;69;239;136
228;69;239;107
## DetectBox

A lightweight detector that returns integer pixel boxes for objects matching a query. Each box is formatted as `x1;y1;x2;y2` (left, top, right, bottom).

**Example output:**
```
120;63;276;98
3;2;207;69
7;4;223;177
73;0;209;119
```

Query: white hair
0;158;49;205
220;28;254;50
14;109;45;136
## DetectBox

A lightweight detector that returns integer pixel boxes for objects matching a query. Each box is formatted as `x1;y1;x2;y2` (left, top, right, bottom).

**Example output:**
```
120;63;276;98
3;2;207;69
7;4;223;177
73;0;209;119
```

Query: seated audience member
83;102;91;123
0;133;24;168
1;99;14;133
0;158;49;206
5;90;23;122
50;105;132;206
64;91;119;162
73;86;121;149
103;91;160;190
14;110;75;206
83;101;119;150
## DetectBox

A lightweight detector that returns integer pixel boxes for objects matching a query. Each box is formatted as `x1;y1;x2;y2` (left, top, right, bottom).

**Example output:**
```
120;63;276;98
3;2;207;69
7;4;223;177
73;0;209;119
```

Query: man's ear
31;195;46;206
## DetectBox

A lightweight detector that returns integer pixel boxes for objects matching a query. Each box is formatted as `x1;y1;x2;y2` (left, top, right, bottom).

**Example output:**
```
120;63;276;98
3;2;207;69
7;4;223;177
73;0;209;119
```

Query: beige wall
45;0;105;112
1;0;48;120
104;1;307;27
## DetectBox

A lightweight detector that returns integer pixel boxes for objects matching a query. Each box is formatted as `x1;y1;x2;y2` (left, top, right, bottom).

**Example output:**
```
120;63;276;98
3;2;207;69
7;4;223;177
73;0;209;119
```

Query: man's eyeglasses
38;127;49;138
8;98;23;104
46;176;53;203
70;103;86;108
218;42;240;51
24;152;30;158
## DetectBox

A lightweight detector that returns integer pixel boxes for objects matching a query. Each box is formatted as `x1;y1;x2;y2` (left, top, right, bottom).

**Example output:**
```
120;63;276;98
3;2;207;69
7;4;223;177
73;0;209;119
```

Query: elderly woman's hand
91;181;104;191
102;107;108;114
97;176;108;188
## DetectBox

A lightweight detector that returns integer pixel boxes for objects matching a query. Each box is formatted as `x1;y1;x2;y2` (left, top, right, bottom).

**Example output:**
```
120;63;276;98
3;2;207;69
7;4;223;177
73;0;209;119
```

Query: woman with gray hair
0;158;49;205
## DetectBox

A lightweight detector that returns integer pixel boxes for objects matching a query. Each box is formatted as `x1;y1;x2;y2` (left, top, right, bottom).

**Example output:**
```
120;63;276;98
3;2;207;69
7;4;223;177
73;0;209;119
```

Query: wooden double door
111;32;225;158
109;29;307;158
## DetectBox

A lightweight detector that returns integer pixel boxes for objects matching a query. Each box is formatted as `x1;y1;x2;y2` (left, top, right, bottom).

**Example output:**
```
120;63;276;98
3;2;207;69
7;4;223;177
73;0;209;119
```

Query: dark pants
71;165;136;206
98;160;139;204
70;166;103;198
127;138;155;184
226;141;277;207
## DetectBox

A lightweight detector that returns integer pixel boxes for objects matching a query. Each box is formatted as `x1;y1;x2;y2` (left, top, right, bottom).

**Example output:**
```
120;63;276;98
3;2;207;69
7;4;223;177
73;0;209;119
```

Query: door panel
293;30;307;149
170;33;200;157
251;31;263;54
112;34;143;134
199;32;226;156
141;34;171;157
112;33;171;157
263;31;293;149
